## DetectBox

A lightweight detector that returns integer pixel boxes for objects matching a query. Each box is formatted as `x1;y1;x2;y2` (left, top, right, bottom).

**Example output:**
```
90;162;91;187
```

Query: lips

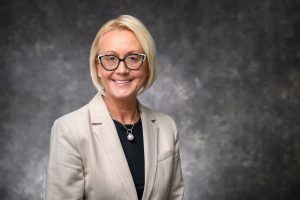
112;79;132;84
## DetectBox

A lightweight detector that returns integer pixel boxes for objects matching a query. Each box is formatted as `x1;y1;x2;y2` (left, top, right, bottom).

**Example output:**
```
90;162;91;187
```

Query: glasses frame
97;53;147;71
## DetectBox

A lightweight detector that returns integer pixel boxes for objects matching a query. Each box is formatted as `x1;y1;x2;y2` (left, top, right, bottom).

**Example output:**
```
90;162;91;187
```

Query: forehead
98;29;143;53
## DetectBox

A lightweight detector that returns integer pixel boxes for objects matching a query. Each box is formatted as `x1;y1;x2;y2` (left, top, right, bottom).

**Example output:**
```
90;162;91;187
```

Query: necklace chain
109;108;138;142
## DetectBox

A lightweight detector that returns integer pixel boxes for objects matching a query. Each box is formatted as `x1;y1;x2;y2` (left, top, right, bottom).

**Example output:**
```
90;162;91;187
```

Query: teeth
114;80;130;84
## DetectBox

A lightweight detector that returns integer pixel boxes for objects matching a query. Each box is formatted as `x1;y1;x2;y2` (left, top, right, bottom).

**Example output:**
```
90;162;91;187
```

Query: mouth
112;79;133;85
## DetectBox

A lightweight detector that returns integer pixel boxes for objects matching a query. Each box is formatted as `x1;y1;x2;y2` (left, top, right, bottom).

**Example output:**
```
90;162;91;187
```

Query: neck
103;95;140;124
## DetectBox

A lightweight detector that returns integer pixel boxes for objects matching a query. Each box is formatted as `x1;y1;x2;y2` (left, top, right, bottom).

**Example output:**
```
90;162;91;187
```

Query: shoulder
154;110;176;128
55;105;89;126
141;105;177;132
50;104;91;151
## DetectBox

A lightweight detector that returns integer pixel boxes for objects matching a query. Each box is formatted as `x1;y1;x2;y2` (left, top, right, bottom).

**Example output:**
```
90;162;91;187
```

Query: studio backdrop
0;0;299;199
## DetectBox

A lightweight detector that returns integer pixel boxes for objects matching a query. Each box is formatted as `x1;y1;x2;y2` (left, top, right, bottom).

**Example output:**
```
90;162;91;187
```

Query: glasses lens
125;54;144;69
101;55;119;70
99;54;145;71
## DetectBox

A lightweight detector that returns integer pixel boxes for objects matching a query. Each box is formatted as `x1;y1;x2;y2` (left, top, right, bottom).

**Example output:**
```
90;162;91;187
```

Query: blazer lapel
88;93;138;200
139;103;158;200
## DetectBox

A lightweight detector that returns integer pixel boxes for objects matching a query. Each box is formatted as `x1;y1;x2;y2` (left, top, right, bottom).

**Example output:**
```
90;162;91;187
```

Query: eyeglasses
97;53;147;71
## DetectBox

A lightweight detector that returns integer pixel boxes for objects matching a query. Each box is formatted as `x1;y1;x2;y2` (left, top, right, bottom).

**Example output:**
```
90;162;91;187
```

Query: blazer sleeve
45;119;84;200
167;119;184;200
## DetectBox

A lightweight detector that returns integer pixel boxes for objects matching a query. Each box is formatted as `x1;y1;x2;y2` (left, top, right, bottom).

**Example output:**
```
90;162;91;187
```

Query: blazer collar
140;106;158;200
88;92;157;123
88;93;158;200
88;93;110;124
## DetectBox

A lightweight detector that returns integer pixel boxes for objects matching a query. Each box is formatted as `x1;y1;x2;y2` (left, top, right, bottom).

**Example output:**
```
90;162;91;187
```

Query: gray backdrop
1;0;299;199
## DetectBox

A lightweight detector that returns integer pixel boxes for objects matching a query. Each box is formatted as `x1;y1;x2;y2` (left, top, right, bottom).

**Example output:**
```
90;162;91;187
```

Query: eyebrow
100;50;144;56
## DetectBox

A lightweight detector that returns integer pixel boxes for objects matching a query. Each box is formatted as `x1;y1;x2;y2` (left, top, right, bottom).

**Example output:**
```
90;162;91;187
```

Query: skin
96;29;149;124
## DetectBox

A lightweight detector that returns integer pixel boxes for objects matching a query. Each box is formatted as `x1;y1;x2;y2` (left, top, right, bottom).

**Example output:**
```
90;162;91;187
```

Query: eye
105;55;117;62
126;55;140;62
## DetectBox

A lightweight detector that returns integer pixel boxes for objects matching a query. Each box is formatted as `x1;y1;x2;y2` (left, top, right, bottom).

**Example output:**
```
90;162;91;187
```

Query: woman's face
97;29;148;101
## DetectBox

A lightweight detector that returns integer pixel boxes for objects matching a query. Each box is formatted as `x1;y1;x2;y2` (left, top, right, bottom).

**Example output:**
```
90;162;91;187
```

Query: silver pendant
127;133;135;141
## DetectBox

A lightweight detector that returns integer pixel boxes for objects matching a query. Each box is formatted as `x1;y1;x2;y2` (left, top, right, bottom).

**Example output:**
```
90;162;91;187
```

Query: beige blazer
45;93;184;200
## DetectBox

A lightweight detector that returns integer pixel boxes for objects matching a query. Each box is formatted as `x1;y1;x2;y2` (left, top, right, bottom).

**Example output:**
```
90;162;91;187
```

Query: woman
45;15;184;200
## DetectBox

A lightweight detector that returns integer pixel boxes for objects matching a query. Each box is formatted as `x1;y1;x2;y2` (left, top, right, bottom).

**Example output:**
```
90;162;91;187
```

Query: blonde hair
89;15;157;94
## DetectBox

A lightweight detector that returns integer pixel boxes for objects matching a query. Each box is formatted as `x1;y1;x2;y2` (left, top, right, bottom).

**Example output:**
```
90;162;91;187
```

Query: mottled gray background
0;0;299;199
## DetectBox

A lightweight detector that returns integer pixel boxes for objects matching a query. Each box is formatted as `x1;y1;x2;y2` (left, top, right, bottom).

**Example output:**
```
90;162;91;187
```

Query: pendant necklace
122;122;135;141
109;109;138;142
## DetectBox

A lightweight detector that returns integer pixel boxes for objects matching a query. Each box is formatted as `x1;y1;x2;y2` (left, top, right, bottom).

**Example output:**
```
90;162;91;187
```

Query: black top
113;119;145;200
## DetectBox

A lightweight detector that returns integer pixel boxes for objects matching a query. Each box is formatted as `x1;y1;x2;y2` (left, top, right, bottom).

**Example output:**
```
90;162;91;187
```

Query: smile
112;79;132;84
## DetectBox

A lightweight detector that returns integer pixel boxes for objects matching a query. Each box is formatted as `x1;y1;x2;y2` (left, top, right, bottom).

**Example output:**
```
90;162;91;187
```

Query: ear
97;66;102;78
145;64;150;77
95;60;102;78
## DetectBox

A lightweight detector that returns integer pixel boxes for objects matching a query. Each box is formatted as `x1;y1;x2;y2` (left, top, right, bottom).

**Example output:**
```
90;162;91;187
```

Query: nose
115;60;129;74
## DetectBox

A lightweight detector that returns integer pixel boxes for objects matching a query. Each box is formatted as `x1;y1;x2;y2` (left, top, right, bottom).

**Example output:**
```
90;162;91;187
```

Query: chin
109;90;138;100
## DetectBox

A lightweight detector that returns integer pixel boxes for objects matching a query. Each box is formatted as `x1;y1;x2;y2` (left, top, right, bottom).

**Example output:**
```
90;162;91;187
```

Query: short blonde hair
89;15;157;94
